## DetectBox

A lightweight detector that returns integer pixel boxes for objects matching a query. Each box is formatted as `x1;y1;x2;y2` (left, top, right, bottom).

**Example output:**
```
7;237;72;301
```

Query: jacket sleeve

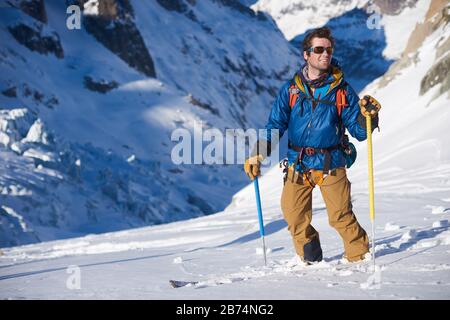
341;84;378;142
264;81;291;142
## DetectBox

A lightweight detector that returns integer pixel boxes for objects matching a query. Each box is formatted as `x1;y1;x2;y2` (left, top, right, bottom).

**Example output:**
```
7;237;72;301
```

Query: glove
359;95;381;118
244;154;264;181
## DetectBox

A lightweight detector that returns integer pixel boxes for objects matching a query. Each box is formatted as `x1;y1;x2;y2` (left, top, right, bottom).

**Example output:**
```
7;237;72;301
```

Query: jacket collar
294;59;344;97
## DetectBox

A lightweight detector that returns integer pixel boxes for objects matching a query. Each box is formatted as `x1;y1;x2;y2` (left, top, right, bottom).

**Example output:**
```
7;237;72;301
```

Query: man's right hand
244;154;264;180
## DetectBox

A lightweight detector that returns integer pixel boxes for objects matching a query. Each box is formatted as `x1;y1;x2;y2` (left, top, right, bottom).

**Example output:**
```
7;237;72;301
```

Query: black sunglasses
307;46;334;55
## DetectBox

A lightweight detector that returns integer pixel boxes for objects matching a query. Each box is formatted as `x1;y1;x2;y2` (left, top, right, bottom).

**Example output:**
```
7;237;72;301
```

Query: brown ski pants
281;167;369;262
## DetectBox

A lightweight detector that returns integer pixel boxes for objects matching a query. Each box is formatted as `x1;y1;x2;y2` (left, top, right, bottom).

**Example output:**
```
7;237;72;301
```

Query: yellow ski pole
366;114;376;270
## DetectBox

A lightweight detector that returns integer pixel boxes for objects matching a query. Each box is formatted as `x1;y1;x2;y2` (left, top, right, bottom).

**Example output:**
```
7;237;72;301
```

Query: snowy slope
0;0;299;246
0;155;449;299
0;1;449;299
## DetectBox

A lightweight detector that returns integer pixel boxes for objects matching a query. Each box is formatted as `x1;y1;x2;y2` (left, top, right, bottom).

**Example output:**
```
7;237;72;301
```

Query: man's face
303;37;333;71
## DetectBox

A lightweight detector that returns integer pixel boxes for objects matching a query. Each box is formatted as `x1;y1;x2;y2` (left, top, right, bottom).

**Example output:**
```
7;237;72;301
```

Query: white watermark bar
171;121;279;166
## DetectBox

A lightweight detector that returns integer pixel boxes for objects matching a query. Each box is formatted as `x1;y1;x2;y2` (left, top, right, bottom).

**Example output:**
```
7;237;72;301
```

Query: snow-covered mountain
0;0;299;247
356;0;450;168
289;7;394;93
0;0;449;300
252;0;432;92
252;0;429;51
1;0;447;252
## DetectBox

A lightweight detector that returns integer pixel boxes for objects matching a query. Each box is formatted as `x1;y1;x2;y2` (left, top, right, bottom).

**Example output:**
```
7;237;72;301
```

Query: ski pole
253;176;267;266
366;114;376;270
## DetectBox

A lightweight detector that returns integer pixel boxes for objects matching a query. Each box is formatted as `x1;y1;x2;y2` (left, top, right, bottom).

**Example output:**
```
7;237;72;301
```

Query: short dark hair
302;27;335;53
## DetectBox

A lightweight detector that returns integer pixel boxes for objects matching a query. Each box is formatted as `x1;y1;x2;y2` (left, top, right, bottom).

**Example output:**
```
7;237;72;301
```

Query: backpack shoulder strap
288;75;349;118
288;74;306;108
335;82;348;117
288;84;299;108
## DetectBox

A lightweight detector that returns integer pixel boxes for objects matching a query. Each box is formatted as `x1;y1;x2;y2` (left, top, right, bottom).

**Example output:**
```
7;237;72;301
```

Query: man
244;27;381;264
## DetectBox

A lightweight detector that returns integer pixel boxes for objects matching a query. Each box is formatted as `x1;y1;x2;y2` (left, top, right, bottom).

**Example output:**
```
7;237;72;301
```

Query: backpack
287;74;357;169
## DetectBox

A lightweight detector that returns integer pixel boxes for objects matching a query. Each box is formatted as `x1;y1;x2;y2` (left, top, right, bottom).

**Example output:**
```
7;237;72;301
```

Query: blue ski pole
253;176;267;266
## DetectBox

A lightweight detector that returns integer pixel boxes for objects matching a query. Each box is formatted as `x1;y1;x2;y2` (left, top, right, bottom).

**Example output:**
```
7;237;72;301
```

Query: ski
169;280;199;288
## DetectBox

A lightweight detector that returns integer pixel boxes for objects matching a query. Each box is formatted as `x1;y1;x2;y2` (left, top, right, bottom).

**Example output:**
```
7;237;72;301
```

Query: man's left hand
359;95;381;118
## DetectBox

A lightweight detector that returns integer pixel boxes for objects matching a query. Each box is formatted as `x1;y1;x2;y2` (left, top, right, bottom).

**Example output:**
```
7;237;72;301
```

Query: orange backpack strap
289;74;306;109
336;87;348;117
289;84;300;108
289;79;347;117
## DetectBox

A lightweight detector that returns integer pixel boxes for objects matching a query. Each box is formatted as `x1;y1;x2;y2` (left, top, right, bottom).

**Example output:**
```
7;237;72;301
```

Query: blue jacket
265;65;368;172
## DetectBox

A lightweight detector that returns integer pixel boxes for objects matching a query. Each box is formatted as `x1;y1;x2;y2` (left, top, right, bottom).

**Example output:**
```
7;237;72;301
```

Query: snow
22;148;55;162
252;0;368;40
1;184;32;196
401;230;418;242
253;0;430;59
0;0;449;300
384;222;401;231
173;257;183;264
432;220;449;228
255;247;272;255
1;206;30;232
381;0;431;59
360;265;382;290
426;205;449;215
0;0;303;246
0;131;9;147
1;150;450;298
83;0;99;16
22;119;49;145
